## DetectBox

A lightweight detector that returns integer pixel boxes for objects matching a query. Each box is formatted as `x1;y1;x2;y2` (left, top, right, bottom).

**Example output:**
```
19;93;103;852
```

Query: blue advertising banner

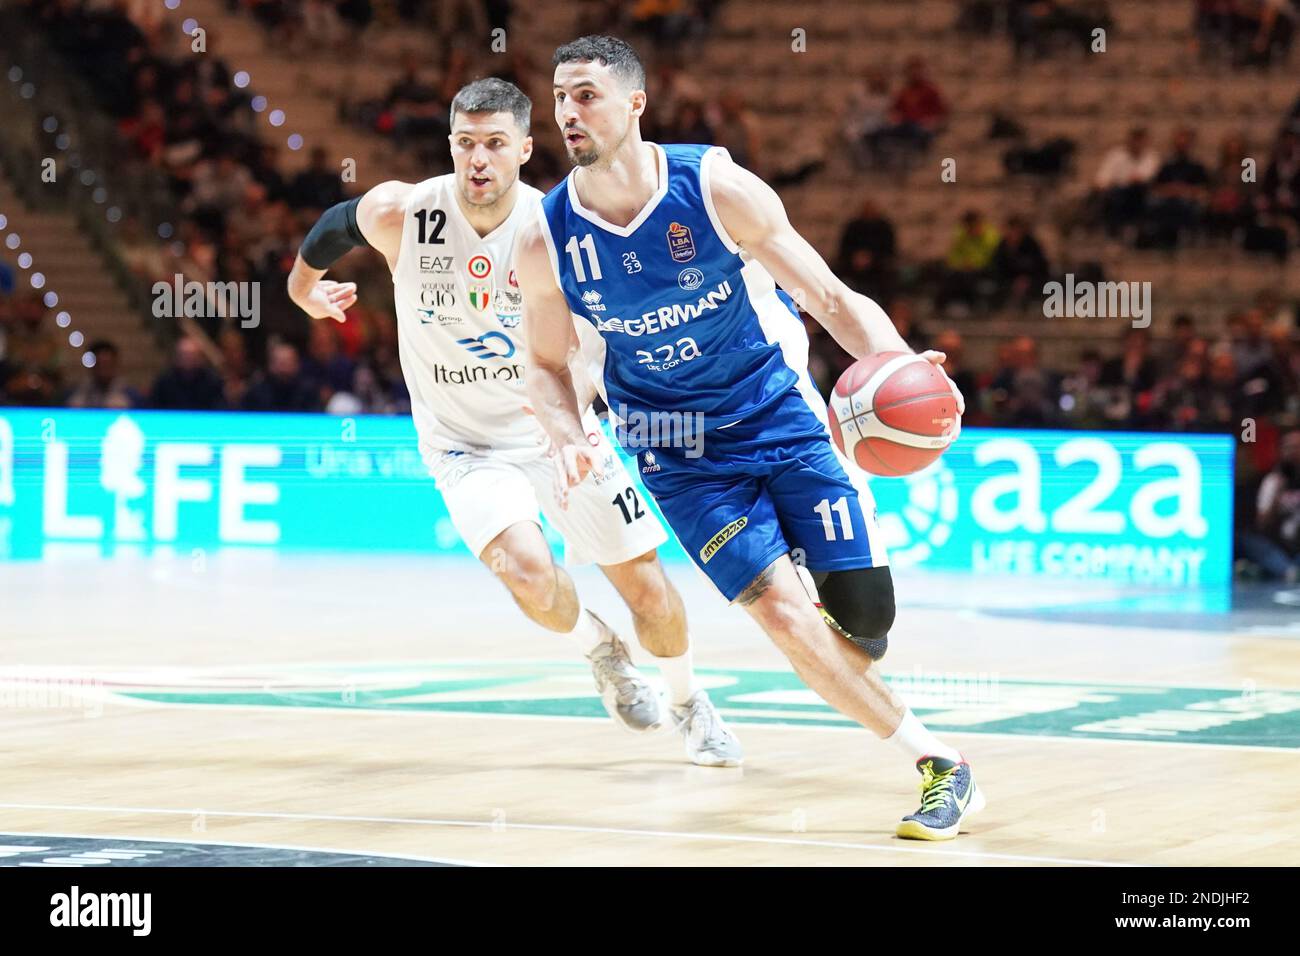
0;410;1234;586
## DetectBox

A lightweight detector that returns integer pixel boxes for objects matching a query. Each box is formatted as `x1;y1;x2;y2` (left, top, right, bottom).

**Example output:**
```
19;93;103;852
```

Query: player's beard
568;124;629;170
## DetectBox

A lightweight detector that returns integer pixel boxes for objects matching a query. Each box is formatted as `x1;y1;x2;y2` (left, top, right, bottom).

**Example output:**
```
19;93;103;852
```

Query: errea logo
581;289;607;312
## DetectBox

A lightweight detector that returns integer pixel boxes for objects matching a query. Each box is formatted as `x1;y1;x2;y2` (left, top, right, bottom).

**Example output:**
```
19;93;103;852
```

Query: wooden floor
2;552;1298;867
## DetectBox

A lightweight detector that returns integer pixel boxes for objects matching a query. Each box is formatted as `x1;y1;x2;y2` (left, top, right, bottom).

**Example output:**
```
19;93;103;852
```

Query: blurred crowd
1086;119;1300;258
8;0;1300;578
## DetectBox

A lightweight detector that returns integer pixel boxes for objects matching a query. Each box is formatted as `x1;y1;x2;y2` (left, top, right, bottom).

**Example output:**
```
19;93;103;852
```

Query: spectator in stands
2;295;63;406
991;215;1050;309
711;89;762;176
661;100;714;145
254;143;290;203
302;322;357;406
218;327;253;410
66;340;141;409
1093;126;1160;236
436;0;488;38
1161;312;1201;367
933;329;980;422
1241;430;1300;580
1260;129;1300;227
1236;0;1296;67
988;335;1060;427
837;199;897;301
301;0;346;49
187;152;255;234
119;98;167;162
1147;344;1214;431
290;147;347;212
842;68;893;167
1058;348;1116;429
1009;0;1111;61
1100;326;1161;399
385;59;450;152
242;341;320;412
149;336;225;410
338;0;375;31
1142;127;1211;248
1207;132;1255;239
937;209;1000;313
880;57;948;159
1228;308;1275;377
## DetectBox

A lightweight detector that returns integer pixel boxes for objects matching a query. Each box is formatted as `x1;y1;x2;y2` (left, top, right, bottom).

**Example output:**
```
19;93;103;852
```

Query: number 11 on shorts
814;496;855;541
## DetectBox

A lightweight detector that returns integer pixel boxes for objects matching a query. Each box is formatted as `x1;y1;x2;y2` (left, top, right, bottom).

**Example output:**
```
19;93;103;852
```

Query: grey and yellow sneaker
670;691;744;767
896;755;985;841
586;615;662;733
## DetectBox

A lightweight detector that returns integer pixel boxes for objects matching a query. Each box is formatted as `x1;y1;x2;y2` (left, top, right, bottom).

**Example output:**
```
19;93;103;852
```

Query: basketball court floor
2;551;1298;866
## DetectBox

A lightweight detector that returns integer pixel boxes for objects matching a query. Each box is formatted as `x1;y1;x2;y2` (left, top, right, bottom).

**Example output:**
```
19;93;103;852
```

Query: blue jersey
539;143;888;601
539;143;814;440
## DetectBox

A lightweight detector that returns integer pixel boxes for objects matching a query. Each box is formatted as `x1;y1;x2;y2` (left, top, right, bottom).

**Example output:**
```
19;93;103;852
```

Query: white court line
0;802;1134;867
0;829;491;867
93;694;1300;754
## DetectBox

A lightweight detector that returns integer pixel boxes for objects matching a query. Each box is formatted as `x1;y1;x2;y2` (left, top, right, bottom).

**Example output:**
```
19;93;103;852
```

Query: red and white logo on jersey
468;255;492;280
508;269;518;288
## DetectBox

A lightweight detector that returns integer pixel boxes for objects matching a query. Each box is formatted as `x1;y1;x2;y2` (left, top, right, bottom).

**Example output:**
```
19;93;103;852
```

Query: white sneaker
671;691;744;767
586;614;662;733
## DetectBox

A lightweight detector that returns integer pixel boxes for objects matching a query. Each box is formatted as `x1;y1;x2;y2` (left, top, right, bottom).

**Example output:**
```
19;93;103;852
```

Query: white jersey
392;174;546;466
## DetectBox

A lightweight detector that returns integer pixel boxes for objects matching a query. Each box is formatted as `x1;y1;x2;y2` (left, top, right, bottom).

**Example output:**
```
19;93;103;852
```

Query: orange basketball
827;351;960;476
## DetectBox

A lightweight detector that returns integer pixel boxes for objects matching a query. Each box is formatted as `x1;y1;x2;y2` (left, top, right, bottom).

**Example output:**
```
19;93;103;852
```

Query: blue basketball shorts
633;390;889;602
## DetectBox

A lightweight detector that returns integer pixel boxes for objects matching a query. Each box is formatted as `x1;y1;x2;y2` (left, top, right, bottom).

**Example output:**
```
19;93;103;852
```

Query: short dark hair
553;35;646;91
87;339;118;357
450;77;531;134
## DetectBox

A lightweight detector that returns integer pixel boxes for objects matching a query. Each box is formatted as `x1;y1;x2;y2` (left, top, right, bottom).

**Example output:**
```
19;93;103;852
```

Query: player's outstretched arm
287;180;411;323
515;218;605;490
708;154;963;413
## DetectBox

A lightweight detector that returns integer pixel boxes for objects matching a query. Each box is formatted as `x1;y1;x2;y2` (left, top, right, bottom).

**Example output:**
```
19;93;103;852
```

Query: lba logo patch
666;222;696;262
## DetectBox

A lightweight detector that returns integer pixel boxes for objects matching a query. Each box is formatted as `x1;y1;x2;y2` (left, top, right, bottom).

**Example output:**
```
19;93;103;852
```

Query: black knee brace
812;566;896;660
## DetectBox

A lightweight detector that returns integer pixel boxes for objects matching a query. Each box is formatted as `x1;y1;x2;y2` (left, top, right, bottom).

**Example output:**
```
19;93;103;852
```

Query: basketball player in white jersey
286;78;741;766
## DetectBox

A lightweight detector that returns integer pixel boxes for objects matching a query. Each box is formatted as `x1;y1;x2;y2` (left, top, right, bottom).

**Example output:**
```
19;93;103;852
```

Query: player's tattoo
737;564;777;606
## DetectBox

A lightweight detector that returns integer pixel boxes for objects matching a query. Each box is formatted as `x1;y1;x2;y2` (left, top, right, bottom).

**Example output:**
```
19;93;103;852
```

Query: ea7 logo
457;331;516;360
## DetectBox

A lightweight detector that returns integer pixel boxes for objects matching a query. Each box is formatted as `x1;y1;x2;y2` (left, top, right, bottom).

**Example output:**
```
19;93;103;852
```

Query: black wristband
300;196;370;270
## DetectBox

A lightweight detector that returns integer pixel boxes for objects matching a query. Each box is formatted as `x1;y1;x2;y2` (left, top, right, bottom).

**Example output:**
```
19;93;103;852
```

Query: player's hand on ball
299;280;357;323
919;349;965;419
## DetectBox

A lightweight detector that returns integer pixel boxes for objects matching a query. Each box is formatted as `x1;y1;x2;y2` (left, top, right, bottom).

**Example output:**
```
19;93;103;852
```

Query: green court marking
113;662;1300;750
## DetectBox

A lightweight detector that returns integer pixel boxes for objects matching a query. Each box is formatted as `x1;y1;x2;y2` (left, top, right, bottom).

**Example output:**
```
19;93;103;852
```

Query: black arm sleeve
299;196;370;270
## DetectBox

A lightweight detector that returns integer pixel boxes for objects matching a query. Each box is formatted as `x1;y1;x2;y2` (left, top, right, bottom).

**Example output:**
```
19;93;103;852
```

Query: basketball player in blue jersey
516;36;983;840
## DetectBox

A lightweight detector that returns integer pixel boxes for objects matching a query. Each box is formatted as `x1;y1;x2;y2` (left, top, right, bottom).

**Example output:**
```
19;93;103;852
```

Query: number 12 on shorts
814;496;856;541
613;487;646;524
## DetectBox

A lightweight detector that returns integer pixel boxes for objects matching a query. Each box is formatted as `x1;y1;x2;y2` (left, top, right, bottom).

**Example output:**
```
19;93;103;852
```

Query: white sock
562;604;605;656
888;709;962;764
656;647;699;706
